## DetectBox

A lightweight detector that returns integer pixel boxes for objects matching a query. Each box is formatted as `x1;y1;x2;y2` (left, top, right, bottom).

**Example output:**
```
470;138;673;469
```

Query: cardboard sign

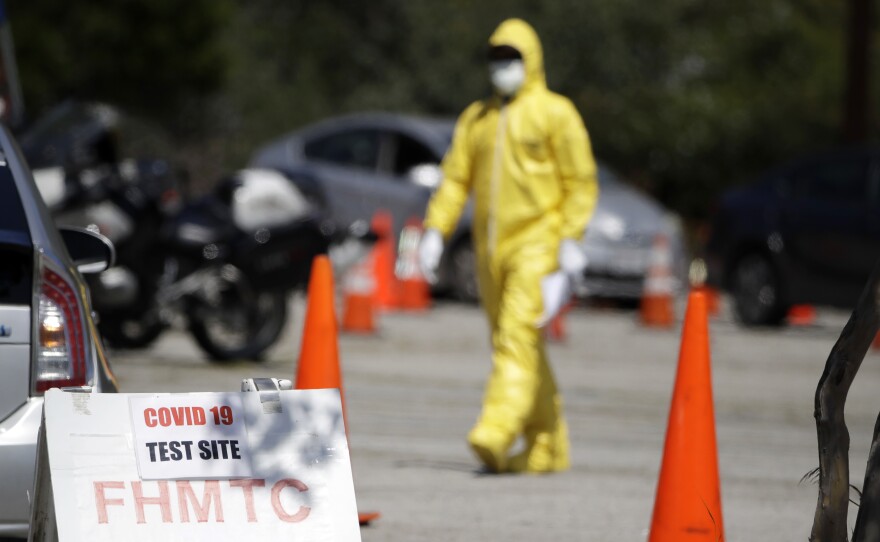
129;393;253;480
41;388;361;541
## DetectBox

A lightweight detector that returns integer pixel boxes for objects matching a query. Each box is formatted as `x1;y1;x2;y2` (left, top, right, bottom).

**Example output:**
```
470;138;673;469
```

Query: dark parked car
0;123;118;537
705;147;880;325
250;112;688;302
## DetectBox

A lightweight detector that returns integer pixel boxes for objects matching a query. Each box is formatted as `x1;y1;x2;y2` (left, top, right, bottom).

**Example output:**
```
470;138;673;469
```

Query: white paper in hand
536;271;571;328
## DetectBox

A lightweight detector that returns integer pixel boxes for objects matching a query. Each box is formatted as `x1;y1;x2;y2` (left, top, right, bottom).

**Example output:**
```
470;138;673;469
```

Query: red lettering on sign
193;406;206;425
94;481;125;524
209;405;234;425
230;479;265;522
157;408;172;427
176;480;224;523
143;408;157;427
271;479;310;523
132;481;172;524
143;406;209;427
92;479;313;525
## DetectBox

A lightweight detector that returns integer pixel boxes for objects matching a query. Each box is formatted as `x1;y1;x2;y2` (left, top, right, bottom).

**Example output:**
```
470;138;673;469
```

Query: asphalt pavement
108;295;880;541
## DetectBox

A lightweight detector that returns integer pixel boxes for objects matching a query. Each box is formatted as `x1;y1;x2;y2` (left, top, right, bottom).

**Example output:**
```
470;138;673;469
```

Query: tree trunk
811;261;880;541
851;266;880;541
853;413;880;541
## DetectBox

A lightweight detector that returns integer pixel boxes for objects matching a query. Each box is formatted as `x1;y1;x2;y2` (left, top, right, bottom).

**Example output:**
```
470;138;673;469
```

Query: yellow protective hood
425;17;598;253
489;18;546;91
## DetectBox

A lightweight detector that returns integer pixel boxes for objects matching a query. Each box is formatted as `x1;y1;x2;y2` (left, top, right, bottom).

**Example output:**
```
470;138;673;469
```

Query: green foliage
220;0;851;218
539;0;846;217
6;0;866;217
10;0;232;132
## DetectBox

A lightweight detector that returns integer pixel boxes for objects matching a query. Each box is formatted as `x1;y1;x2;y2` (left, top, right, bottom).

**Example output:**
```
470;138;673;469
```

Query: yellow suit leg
468;243;570;473
507;346;570;472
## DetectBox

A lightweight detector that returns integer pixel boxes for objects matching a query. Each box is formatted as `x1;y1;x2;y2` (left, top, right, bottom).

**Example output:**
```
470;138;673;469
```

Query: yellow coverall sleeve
423;104;479;239
550;99;599;240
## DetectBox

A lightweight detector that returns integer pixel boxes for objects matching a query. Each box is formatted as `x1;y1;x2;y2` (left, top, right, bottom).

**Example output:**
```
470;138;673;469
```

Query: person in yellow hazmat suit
419;18;599;473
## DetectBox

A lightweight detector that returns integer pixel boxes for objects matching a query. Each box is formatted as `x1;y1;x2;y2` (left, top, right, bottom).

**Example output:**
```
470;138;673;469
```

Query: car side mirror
407;163;443;190
59;227;115;274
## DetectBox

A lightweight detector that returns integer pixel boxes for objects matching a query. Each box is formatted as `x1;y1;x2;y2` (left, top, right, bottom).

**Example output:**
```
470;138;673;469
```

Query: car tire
448;238;479;304
731;252;787;326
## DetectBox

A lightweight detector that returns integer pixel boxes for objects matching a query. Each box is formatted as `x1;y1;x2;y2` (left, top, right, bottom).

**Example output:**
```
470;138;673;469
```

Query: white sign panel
129;393;252;480
43;388;361;541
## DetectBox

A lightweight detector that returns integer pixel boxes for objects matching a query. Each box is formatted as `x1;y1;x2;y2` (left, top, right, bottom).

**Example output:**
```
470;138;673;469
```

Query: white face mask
489;60;525;96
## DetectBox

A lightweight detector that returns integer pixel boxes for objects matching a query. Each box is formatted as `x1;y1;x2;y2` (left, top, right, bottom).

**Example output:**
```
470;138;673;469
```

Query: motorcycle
45;161;356;361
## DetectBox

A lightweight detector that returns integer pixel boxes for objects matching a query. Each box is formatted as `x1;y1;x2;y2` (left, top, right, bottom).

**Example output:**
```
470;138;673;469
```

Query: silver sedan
250;112;687;303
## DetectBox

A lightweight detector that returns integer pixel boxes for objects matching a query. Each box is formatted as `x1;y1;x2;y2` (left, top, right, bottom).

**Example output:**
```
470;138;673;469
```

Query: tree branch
851;266;880;541
853;411;880;541
811;260;880;542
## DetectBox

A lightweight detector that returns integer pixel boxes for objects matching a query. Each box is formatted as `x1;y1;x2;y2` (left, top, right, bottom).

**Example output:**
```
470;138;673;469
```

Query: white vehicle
0;123;117;538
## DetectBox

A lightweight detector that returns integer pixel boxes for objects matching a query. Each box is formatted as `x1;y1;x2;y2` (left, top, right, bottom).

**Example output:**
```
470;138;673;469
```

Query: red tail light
33;263;87;393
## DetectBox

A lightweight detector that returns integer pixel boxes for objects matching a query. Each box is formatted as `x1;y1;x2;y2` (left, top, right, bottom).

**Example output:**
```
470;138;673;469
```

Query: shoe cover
468;423;515;473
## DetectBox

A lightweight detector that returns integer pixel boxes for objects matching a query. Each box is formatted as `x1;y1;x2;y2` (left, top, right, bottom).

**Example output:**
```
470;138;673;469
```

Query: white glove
558;238;588;276
536;270;571;328
419;228;444;284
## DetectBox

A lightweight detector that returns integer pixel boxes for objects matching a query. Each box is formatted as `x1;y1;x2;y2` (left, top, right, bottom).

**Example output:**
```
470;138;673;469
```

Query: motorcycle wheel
100;316;166;349
189;289;288;362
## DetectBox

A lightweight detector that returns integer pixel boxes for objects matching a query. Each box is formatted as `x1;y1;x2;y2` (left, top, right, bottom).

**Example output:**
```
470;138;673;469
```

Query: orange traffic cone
395;217;432;311
640;234;676;327
371;210;399;311
296;255;346;415
787;304;816;326
295;255;380;526
342;252;377;334
649;290;724;541
694;286;720;317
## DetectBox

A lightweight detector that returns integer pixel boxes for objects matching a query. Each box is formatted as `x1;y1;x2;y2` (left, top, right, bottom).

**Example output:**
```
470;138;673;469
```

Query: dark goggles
487;45;522;61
